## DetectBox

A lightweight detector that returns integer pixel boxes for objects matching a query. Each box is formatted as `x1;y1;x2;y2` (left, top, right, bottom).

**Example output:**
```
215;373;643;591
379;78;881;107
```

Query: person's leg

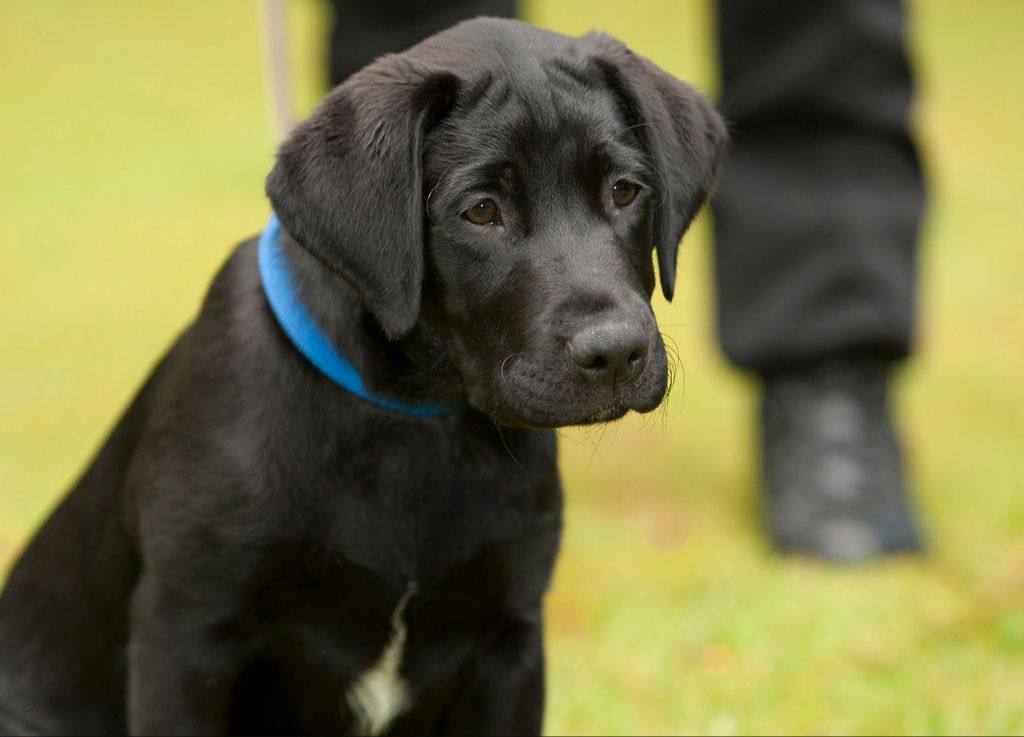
327;0;517;87
712;0;926;561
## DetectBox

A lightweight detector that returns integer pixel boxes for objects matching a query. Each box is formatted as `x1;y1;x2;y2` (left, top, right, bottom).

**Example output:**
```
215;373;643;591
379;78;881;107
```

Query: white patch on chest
344;582;417;736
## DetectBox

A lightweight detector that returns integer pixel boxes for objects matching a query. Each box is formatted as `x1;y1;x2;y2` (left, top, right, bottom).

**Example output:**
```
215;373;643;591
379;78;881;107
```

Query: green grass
2;1;1023;733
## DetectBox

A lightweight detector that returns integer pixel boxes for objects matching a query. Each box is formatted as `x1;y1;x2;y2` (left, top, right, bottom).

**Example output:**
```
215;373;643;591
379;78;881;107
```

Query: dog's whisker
554;428;589;449
656;330;686;427
621;120;654;134
585;420;616;472
654;322;711;329
425;165;455;223
499;352;523;387
492;419;528;475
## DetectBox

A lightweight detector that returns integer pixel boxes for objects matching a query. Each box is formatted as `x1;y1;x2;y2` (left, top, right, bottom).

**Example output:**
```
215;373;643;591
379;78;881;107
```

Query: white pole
259;0;294;144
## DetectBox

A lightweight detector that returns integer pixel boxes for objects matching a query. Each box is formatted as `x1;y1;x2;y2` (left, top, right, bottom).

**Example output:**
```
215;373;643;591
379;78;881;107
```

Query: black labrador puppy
0;17;724;736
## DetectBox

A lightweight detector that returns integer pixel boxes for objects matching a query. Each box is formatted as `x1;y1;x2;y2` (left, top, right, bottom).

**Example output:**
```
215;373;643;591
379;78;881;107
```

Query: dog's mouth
477;347;668;429
578;403;630;425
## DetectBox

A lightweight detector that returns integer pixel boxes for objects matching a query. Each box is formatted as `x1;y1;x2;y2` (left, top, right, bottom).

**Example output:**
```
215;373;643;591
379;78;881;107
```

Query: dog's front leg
127;575;242;736
441;613;545;737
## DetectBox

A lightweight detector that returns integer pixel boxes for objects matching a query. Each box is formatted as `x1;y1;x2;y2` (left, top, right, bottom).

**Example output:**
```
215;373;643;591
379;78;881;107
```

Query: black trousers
327;0;925;373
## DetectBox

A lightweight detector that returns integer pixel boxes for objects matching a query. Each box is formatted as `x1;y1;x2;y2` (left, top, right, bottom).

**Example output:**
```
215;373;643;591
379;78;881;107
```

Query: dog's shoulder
124;235;562;574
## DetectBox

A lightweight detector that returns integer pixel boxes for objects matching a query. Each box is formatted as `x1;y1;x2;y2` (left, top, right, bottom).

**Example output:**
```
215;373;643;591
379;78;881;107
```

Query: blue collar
258;214;460;417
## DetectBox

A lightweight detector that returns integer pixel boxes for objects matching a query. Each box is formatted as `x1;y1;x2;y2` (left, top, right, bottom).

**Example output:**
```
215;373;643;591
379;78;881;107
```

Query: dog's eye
464;199;501;226
611;180;640;208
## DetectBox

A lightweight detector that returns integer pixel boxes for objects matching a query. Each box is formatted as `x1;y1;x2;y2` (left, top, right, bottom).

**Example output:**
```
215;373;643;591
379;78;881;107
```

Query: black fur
0;18;724;736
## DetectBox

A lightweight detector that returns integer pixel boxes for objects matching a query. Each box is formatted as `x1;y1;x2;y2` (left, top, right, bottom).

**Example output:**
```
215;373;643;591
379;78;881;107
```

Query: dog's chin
478;379;666;429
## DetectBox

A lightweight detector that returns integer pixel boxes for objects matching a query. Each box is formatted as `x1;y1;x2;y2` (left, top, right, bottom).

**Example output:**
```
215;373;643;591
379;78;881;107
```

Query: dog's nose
568;320;648;384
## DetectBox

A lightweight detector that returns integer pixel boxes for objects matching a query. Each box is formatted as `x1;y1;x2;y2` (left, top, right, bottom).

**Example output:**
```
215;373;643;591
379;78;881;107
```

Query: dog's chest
342;581;416;736
239;536;549;734
231;424;561;731
300;426;560;578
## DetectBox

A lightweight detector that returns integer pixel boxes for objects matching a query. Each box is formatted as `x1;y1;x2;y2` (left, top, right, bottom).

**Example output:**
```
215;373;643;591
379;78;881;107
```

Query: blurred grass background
1;1;1022;733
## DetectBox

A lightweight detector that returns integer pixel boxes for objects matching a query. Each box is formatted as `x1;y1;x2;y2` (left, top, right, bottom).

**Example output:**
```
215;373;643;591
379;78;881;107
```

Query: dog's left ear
584;34;728;301
266;56;458;339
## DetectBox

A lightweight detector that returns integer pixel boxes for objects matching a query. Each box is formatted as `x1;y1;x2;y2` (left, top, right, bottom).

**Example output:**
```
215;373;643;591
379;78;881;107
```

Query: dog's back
0;342;172;734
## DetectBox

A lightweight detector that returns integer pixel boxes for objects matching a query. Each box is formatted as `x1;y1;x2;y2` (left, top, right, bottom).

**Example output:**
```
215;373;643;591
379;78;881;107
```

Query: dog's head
266;18;726;428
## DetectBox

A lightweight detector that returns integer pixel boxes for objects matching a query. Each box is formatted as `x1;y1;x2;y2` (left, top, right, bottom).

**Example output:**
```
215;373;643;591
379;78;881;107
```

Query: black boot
760;359;924;562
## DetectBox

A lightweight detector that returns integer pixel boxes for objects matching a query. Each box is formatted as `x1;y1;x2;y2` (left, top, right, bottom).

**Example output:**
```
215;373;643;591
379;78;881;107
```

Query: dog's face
267;19;726;428
419;66;667;427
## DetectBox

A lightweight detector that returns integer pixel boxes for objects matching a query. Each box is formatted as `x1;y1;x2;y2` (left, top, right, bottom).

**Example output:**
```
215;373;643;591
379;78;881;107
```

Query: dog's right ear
582;33;727;302
266;56;458;339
